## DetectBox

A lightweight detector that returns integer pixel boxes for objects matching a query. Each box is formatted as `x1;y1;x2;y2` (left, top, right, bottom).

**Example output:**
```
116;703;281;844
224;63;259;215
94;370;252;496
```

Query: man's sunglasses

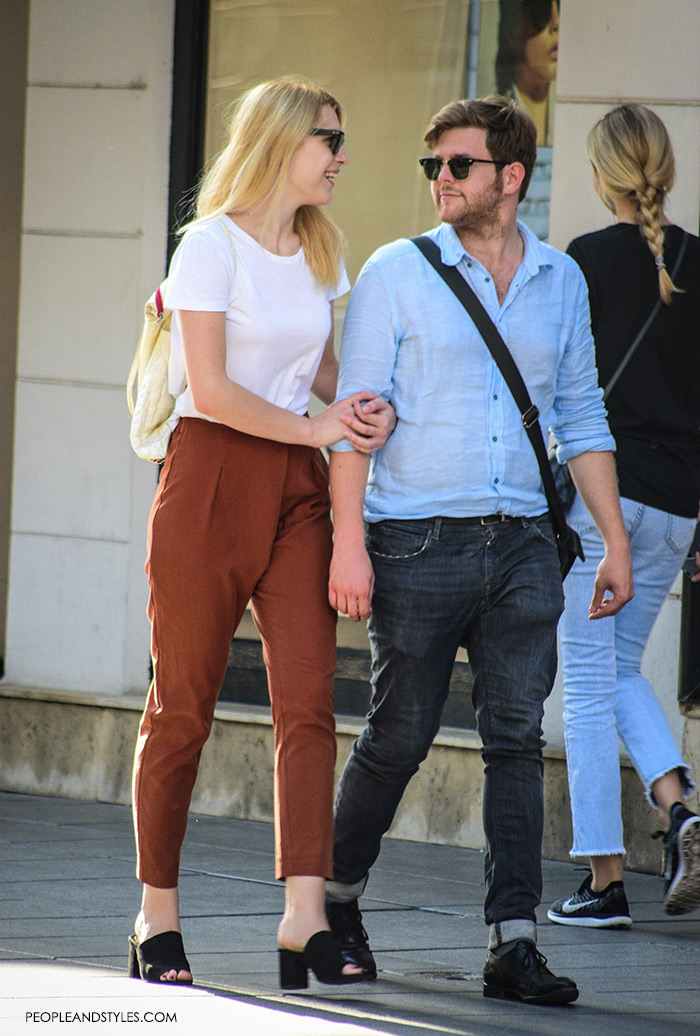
419;155;507;181
310;128;345;156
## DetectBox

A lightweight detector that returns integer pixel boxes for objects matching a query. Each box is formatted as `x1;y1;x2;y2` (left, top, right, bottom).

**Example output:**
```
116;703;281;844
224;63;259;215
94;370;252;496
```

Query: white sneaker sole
547;907;632;929
665;816;700;916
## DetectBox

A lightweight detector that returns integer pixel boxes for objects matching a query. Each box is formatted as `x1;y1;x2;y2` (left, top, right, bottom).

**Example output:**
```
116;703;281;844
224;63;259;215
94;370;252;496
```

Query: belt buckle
480;514;505;526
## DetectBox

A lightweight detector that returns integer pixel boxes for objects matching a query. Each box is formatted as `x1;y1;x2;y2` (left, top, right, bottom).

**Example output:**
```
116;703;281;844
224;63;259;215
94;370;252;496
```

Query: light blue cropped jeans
558;493;696;858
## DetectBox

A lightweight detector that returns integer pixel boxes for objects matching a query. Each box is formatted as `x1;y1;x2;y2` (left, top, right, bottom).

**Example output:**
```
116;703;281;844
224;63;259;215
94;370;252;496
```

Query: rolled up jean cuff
325;877;368;903
488;919;537;951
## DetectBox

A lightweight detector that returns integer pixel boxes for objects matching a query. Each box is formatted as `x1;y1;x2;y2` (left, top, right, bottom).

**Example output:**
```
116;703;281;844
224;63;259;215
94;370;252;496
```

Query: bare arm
312;317;397;454
310;323;340;406
328;450;374;621
567;450;634;618
179;309;374;449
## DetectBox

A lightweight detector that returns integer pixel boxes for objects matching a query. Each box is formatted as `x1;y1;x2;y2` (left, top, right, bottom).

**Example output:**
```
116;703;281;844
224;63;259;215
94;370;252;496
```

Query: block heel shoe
128;931;193;984
278;930;368;989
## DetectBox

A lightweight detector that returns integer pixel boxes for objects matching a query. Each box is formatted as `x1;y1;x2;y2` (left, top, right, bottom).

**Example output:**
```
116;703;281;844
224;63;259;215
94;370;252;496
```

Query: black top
567;223;700;518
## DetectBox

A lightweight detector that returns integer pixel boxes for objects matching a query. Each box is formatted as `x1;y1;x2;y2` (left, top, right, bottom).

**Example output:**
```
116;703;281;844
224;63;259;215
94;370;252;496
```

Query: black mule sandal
279;930;368;989
128;931;193;984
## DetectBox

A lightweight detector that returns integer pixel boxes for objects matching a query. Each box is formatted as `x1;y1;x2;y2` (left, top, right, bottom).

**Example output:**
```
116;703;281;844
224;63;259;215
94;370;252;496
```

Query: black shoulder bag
411;235;584;578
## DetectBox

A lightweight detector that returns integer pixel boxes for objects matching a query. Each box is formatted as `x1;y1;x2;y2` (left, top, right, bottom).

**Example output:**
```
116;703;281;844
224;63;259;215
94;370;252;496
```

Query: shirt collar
435;220;553;275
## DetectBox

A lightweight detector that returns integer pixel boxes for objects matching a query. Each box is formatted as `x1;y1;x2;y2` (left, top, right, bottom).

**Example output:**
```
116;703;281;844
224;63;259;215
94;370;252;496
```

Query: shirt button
494;477;499;484
492;436;497;441
493;394;498;400
485;277;490;283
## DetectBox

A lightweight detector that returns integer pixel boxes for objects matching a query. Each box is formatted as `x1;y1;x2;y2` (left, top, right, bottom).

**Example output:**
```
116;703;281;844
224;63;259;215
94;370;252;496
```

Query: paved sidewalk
1;791;699;1035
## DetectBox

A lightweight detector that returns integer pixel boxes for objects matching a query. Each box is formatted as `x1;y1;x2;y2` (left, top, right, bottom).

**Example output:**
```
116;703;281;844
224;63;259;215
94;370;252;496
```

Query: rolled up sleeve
550;267;616;463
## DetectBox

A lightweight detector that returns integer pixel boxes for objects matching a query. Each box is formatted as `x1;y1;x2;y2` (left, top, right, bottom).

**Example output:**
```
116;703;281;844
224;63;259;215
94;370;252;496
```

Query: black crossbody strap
411;235;573;547
602;229;687;399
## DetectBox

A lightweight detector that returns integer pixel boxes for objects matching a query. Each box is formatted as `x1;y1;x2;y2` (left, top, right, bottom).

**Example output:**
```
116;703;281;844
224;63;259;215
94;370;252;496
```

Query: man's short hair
424;96;537;202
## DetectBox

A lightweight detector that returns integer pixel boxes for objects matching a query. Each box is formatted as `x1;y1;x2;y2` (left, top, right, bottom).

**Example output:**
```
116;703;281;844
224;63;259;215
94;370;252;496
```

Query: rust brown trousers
132;418;337;887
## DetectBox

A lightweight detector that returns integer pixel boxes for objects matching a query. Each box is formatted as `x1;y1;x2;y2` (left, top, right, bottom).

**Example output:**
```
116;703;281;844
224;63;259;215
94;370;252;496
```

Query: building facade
1;0;699;869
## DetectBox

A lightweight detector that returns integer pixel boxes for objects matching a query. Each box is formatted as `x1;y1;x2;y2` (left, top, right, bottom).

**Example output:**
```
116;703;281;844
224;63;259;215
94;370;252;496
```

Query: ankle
590;878;623;894
278;914;330;953
136;886;182;942
590;856;624;893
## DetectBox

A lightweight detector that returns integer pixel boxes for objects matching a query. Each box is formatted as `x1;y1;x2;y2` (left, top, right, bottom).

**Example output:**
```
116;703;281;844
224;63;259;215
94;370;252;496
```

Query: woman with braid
548;105;700;929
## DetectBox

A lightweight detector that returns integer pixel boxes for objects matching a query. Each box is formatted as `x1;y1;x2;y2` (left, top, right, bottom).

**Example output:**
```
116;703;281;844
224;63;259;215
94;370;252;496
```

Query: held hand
328;543;375;621
308;392;375;450
341;396;397;455
588;549;634;619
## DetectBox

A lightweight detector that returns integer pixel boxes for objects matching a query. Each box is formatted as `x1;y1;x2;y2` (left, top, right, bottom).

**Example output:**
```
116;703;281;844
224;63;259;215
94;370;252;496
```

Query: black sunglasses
419;155;507;181
310;128;345;156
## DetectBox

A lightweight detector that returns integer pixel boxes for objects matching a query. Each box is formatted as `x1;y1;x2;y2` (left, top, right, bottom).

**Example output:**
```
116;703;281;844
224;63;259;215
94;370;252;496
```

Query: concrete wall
4;0;175;695
0;685;663;873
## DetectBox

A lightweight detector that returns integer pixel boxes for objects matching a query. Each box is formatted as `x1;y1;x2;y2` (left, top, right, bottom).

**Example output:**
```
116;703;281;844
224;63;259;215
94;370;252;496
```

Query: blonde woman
129;77;394;988
549;105;700;929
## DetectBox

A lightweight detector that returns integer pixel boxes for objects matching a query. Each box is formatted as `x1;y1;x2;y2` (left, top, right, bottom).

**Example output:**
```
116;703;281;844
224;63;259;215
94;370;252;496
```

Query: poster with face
494;0;560;147
468;0;560;239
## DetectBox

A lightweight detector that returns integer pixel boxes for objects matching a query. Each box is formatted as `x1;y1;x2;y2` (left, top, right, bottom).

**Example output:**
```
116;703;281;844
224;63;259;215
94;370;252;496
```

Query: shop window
201;1;560;726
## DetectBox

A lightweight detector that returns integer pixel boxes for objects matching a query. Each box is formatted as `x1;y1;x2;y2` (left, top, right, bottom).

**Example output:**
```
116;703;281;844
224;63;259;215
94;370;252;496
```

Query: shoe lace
512;940;552;975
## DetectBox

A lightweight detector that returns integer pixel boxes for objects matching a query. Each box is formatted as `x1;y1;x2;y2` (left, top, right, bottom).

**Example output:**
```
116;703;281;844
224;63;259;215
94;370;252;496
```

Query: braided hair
587;104;681;304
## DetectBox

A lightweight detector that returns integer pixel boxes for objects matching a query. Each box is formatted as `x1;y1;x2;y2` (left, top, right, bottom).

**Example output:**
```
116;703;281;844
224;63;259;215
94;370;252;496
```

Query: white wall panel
28;0;167;86
23;88;147;235
558;0;700;101
11;383;133;541
5;535;130;693
18;236;142;385
5;0;175;694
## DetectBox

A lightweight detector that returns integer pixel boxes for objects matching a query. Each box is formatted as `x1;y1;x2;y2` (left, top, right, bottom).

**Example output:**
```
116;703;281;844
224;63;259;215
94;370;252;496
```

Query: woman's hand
308;392;377;449
341;396;396;454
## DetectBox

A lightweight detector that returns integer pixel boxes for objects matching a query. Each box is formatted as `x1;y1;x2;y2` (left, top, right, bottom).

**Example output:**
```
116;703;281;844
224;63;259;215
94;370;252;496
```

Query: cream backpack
126;284;180;463
127;220;236;462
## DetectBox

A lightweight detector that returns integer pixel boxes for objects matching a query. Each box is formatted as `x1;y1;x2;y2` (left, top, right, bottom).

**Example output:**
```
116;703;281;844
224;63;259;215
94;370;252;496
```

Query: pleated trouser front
132;417;337;887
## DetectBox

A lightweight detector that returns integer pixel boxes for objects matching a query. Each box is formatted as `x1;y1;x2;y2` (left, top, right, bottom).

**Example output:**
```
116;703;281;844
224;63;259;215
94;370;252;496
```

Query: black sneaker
483;940;578;1005
326;899;377;980
663;802;700;915
547;873;632;928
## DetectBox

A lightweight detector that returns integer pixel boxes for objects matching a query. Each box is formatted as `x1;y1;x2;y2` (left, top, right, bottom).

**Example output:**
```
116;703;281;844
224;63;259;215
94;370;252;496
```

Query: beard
435;175;506;236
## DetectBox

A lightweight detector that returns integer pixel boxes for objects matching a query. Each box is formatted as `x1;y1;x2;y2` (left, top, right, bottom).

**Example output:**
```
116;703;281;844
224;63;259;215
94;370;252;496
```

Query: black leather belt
439;514;516;526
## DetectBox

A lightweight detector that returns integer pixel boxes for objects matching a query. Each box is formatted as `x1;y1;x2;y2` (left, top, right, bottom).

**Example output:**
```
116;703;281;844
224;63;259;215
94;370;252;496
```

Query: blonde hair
189;76;345;288
587;104;680;304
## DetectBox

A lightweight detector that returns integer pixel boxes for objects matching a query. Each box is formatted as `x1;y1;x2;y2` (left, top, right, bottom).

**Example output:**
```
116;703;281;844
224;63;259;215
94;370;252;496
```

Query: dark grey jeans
332;514;564;936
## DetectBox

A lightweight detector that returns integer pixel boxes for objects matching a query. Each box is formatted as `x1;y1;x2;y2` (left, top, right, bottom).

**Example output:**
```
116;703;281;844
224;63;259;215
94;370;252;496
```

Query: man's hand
587;547;634;619
567;450;634;619
328;542;375;621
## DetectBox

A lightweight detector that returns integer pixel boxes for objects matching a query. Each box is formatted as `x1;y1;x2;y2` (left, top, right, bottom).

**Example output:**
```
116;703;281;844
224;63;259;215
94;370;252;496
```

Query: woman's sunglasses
419;155;507;181
310;128;345;156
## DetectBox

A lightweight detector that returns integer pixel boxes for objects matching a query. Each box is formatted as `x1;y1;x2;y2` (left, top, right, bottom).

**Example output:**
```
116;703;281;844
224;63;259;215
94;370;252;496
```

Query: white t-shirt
164;215;350;424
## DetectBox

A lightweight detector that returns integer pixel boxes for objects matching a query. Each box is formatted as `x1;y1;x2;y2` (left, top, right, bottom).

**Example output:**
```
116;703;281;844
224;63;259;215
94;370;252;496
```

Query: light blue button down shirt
330;221;614;522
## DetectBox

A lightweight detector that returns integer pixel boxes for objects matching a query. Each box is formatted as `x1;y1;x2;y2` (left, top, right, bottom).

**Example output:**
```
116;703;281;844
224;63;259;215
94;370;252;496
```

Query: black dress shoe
326;899;377;980
483;939;578;1005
